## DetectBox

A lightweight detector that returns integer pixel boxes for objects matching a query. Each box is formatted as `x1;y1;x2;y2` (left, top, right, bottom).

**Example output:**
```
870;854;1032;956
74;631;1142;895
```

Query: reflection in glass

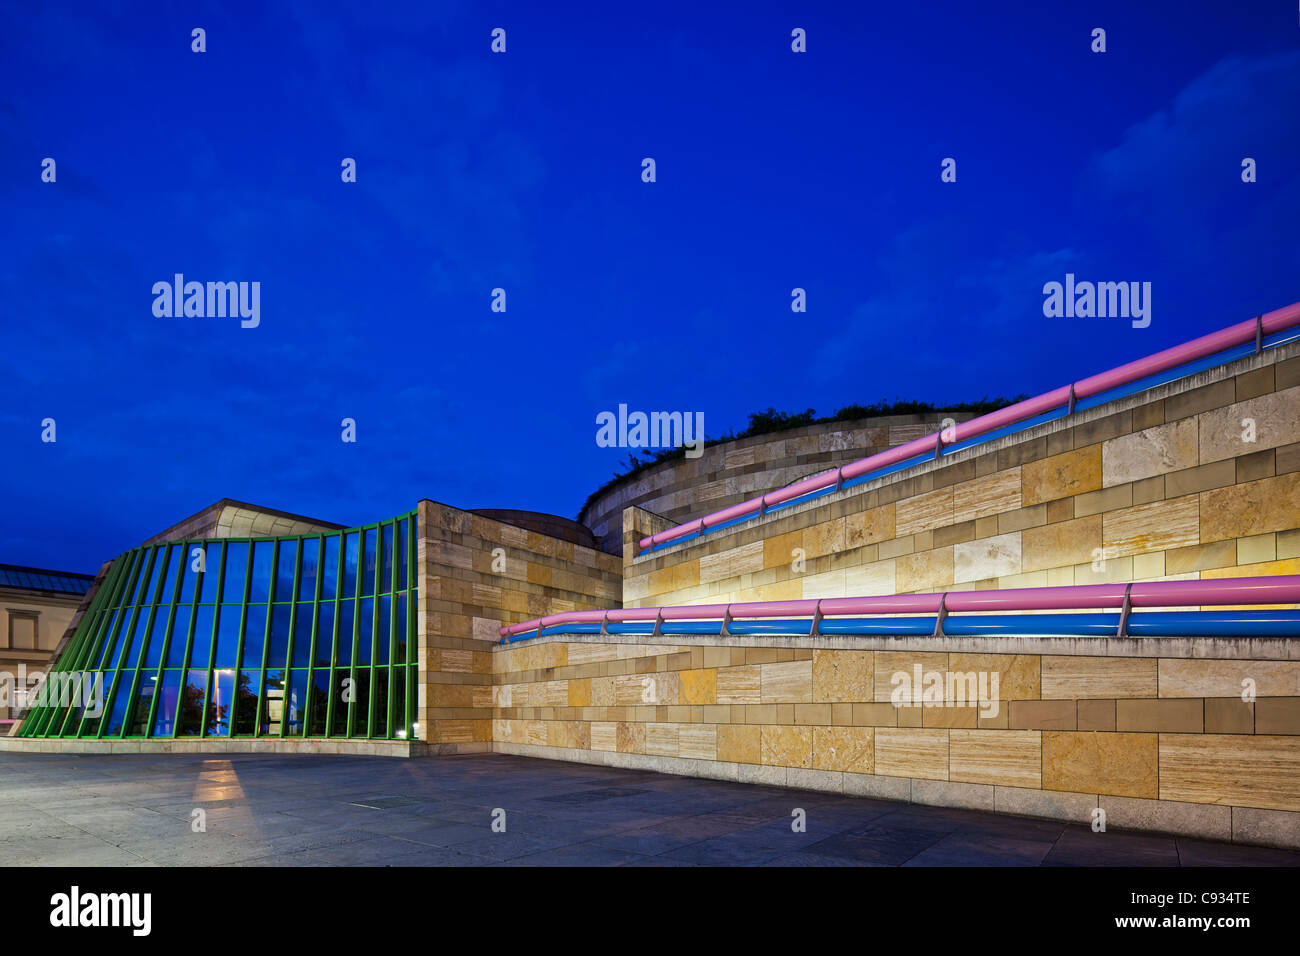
274;540;297;603
292;604;314;667
336;601;353;666
380;524;393;594
205;670;234;736
223;542;249;603
164;607;191;667
309;669;330;736
241;605;267;670
321;535;339;600
197;543;222;604
178;545;200;604
315;603;334;666
151;671;182;737
286;670;308;736
261;670;285;735
361;530;376;597
377;595;391;665
298;538;319;602
233;670;260;735
189;605;215;666
249;541;273;602
213;605;240;668
178;669;207;735
357;598;373;665
267;604;291;668
342;532;359;597
372;668;390;738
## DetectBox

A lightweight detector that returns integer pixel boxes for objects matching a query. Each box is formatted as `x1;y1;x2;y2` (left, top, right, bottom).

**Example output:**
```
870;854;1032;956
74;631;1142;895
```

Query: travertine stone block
949;729;1041;788
812;649;873;703
875;728;948;780
1042;655;1157;699
1161;734;1300;812
812;726;874;773
1022;446;1102;506
1043;731;1158;798
1102;418;1198;487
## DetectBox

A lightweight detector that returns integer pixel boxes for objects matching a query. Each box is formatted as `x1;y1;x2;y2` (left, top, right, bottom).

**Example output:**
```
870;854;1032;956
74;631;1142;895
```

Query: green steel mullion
137;546;188;738
384;522;398;738
73;551;135;671
345;531;363;739
367;527;382;738
87;548;156;737
323;534;343;738
254;539;279;737
79;554;147;738
197;542;228;736
55;554;131;736
154;540;203;738
226;536;258;736
280;535;304;738
304;536;324;737
106;546;171;740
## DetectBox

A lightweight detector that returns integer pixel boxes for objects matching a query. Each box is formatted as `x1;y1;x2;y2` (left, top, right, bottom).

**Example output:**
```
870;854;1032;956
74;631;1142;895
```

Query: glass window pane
393;670;407;738
357;598;373;665
321;536;339;600
309;669;329;736
105;671;135;736
164;607;191;668
197;543;222;604
150;671;182;737
205;670;235;736
343;532;359;597
189;605;215;667
315;603;334;667
249;541;274;602
329;670;349;736
285;670;308;736
298;539;319;602
292;604;314;667
261;670;285;735
136;550;161;608
178;669;206;735
144;608;171;669
267;605;291;668
336;601;354;666
380;524;393;594
397;518;408;591
274;541;298;603
213;605;240;668
234;670;260;735
361;530;376;597
395;594;407;665
178;545;201;604
150;545;175;604
222;542;249;604
94;610;124;669
164;544;185;604
352;668;370;736
240;605;267;670
372;669;390;738
377;595;391;665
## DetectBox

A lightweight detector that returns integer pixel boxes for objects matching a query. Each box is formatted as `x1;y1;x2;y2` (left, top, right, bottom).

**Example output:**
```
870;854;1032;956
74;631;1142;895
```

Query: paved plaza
0;752;1296;867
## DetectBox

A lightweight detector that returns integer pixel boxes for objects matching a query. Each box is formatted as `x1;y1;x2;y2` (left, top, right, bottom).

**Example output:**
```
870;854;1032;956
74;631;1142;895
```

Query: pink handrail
500;574;1300;637
638;301;1300;551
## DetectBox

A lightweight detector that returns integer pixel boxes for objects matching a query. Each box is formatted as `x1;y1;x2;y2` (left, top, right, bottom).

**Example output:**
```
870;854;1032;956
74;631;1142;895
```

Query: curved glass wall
20;511;418;741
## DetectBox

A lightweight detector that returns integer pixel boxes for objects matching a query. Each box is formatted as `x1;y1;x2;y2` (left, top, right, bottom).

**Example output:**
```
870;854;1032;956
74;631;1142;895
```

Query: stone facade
416;499;621;751
492;631;1300;848
581;412;981;555
623;342;1300;608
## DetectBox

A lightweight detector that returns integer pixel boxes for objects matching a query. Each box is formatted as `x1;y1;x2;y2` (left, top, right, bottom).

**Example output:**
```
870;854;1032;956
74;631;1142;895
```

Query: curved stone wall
581;411;981;555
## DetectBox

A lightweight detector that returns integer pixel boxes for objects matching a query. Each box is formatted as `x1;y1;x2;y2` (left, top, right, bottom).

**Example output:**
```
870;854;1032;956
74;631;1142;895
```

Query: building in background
0;565;95;727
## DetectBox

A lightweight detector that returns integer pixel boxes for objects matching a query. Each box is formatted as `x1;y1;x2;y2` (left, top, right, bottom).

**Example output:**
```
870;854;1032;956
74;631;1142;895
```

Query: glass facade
20;511;419;741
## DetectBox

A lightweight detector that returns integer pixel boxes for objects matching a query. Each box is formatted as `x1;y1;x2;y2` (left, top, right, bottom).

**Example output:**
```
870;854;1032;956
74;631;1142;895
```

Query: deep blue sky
2;1;1297;571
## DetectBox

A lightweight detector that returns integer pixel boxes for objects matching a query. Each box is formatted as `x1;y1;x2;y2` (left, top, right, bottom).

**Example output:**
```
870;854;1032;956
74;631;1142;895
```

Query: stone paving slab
0;751;1296;867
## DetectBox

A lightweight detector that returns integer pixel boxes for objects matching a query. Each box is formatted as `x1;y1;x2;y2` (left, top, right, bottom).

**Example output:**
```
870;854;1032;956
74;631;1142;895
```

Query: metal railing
637;300;1300;553
499;574;1300;642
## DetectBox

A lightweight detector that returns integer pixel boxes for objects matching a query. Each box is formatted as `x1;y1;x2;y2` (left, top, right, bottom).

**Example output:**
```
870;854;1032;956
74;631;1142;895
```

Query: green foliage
578;395;1028;521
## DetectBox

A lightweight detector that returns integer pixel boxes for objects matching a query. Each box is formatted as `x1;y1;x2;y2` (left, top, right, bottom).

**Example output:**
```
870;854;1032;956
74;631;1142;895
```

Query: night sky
2;1;1297;571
